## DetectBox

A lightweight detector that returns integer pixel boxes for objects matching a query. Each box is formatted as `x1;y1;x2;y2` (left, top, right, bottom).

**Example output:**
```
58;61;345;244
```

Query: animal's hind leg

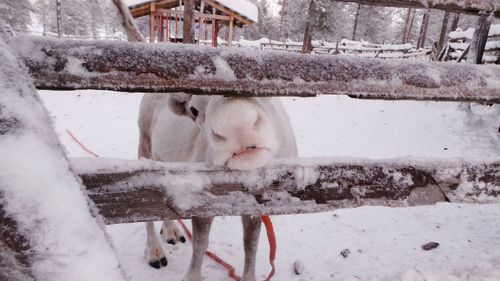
160;219;186;245
145;221;168;269
183;217;213;281
241;215;262;281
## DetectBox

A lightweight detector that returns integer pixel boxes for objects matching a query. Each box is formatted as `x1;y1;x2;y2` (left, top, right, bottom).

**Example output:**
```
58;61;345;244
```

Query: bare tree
301;0;315;53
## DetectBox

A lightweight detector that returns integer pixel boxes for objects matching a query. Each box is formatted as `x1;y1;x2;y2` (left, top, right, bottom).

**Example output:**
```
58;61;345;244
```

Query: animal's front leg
145;221;168;269
183;217;214;281
160;219;186;245
241;215;262;281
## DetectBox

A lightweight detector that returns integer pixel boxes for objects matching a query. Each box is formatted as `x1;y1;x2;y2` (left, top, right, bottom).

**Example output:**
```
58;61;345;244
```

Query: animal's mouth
226;146;273;170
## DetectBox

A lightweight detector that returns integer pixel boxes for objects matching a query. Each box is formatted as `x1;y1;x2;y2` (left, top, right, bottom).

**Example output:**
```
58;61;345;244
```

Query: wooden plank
331;0;499;18
157;9;231;21
72;157;500;224
14;36;500;103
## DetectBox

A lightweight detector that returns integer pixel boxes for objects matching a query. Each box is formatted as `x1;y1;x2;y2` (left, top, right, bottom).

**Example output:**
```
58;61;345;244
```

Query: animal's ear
167;93;192;116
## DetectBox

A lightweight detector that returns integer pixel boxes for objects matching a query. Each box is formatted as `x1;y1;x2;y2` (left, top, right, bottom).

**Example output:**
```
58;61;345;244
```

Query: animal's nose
211;105;261;142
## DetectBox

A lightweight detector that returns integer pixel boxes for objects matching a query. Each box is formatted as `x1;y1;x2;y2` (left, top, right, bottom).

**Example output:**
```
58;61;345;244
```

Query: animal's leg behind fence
242;215;262;281
161;219;186;245
145;221;168;269
184;217;214;281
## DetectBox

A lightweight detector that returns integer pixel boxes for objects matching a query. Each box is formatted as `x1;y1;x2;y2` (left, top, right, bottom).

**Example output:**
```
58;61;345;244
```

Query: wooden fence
1;0;499;280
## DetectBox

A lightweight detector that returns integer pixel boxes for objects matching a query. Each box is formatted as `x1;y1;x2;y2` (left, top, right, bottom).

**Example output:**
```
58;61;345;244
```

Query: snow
124;0;258;23
37;89;500;281
449;25;500;40
0;38;126;281
215;0;258;23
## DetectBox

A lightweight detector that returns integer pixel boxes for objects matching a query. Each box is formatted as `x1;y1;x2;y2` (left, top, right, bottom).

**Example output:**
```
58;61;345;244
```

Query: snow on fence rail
14;36;500;103
73;157;500;224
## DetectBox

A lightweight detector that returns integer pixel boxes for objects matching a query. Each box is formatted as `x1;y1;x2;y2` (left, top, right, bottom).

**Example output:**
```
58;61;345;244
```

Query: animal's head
168;93;281;170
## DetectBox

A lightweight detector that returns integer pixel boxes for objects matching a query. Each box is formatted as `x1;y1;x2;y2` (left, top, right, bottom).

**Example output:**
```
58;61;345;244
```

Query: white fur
138;93;297;279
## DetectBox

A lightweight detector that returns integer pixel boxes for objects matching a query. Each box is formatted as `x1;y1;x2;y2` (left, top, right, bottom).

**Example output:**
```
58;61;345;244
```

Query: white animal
138;93;297;281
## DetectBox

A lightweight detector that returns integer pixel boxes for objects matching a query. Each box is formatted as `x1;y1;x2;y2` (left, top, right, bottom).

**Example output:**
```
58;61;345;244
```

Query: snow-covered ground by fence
39;89;500;281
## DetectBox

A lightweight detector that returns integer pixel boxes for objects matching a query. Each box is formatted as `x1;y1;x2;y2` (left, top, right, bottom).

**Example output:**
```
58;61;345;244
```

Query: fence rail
14;36;500;103
72;157;500;224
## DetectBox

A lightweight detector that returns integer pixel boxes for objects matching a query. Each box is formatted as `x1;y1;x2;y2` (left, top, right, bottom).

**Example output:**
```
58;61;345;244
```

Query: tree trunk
450;12;460;32
467;14;492;64
417;9;430;49
402;8;412;43
352;4;361;41
56;0;62;38
302;0;315;53
183;0;195;44
279;0;286;39
437;11;449;53
406;9;416;44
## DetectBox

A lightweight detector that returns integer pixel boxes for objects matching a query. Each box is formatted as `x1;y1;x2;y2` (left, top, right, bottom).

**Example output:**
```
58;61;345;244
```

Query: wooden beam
72;157;500;224
331;0;500;18
157;9;231;21
14;36;500;103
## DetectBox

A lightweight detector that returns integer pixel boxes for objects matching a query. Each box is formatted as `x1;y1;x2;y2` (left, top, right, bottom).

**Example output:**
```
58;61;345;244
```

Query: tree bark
183;0;195;44
302;0;315;53
72;157;500;224
13;36;500;103
352;4;362;41
467;14;492;64
56;0;62;38
417;9;431;49
402;8;412;43
450;12;460;32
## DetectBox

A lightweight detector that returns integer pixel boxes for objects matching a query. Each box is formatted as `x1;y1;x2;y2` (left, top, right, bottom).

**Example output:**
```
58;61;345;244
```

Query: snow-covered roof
124;0;258;23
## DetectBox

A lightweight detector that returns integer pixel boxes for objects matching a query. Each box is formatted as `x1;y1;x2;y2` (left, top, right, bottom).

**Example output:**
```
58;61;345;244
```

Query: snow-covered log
72;157;500;224
13;36;500;103
331;0;499;18
0;33;126;281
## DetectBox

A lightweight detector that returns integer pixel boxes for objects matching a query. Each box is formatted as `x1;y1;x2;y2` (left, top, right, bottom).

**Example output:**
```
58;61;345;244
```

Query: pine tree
0;0;34;32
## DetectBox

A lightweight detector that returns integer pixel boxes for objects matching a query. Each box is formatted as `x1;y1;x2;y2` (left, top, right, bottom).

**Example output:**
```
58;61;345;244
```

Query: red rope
66;129;99;157
261;215;276;281
66;129;277;280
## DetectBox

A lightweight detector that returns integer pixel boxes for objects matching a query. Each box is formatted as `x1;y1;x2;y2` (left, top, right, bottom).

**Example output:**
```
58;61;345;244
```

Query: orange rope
66;129;99;157
66;129;277;281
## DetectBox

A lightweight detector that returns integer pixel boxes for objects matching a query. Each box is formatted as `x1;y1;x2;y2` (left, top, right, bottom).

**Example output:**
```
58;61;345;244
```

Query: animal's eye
190;106;199;118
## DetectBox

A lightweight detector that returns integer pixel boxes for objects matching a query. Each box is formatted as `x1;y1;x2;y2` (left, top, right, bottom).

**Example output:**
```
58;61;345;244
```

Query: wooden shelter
126;0;258;46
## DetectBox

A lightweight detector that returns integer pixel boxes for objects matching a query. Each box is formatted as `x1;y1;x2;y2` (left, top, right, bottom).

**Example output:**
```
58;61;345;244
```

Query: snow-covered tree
0;0;34;32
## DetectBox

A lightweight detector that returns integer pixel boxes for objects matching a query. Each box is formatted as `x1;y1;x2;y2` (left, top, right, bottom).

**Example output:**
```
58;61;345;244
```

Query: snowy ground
39;90;500;281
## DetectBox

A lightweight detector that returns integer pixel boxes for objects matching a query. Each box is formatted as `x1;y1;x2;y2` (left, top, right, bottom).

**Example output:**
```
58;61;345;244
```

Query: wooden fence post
467;14;492;64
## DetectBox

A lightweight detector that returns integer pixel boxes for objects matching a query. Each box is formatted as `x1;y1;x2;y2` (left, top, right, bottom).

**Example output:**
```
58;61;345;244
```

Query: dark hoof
160;257;168;267
167;239;176;245
149;260;161;269
179;236;186;243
